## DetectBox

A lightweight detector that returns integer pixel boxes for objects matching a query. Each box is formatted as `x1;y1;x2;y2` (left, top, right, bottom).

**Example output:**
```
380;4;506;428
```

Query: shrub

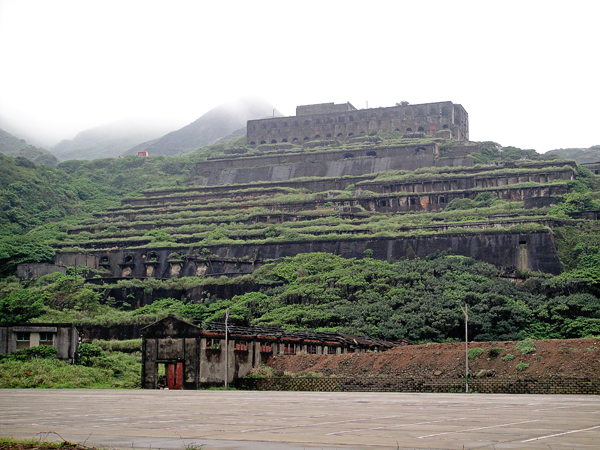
467;347;484;359
515;338;536;355
516;362;530;371
0;289;44;323
445;198;477;211
76;343;104;366
487;347;503;358
501;353;515;361
0;345;57;362
246;365;274;379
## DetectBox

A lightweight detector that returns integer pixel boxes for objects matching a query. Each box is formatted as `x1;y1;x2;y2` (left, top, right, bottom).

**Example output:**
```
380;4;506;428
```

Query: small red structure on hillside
137;151;149;157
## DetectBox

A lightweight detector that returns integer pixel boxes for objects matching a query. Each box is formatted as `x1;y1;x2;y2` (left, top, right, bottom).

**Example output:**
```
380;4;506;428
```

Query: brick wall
234;377;600;395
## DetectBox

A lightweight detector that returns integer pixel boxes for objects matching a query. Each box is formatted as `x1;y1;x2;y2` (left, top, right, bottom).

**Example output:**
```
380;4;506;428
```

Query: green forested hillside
0;134;599;343
545;145;600;164
1;251;599;342
0;128;58;166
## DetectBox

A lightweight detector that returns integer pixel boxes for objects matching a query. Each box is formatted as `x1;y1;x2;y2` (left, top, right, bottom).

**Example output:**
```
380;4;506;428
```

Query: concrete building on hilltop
247;101;468;145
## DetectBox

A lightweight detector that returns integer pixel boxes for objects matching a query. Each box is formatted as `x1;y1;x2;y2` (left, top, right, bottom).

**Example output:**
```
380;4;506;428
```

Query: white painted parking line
241;414;405;433
521;424;600;443
416;419;540;439
532;404;594;412
325;417;466;435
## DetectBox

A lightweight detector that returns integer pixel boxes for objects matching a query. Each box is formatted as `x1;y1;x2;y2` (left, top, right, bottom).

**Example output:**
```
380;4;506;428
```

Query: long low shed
141;315;401;390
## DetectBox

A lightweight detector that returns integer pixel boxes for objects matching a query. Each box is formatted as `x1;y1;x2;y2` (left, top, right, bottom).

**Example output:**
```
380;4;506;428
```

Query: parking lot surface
1;389;599;449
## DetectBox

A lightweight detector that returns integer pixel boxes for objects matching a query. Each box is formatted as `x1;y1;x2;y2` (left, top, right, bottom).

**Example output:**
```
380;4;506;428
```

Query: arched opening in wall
283;122;288;127
314;135;320;139
147;251;159;262
381;200;387;207
261;124;266;129
303;120;310;126
348;133;354;137
338;117;345;123
337;133;343;137
124;255;134;264
326;133;331;138
442;124;449;129
439;197;445;204
293;121;299;127
271;140;277;144
418;126;425;132
292;138;298;142
271;123;277;128
415;146;426;154
260;141;267;144
304;137;309;141
360;131;365;135
251;125;256;131
344;153;354;158
410;198;416;206
250;141;256;145
282;138;288;142
394;128;400;132
406;128;413;132
430;125;436;131
367;151;377;157
100;256;109;264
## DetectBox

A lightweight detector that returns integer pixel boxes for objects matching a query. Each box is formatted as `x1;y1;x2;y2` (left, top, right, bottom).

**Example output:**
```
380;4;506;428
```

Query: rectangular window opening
39;332;54;346
16;332;30;350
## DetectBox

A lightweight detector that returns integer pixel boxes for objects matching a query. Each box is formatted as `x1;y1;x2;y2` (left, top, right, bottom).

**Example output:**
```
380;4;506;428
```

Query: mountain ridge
124;97;278;157
0;128;58;166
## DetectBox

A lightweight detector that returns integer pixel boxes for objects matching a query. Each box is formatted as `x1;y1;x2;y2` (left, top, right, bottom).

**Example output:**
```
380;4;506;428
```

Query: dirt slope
266;339;600;379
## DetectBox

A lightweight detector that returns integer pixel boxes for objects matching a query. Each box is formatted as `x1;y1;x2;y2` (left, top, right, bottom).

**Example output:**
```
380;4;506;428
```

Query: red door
167;362;183;389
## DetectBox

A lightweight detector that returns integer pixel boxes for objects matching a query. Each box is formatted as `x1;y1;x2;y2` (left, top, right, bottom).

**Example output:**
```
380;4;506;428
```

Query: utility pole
224;309;229;390
458;302;469;393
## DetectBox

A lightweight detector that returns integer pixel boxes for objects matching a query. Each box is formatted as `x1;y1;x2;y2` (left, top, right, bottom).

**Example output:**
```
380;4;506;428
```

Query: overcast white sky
0;0;598;151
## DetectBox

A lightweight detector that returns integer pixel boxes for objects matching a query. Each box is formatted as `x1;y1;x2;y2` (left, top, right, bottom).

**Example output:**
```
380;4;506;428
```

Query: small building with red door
141;315;400;390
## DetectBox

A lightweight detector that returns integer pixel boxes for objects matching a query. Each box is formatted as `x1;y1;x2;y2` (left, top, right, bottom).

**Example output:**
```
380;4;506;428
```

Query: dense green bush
0;289;44;323
0;345;57;361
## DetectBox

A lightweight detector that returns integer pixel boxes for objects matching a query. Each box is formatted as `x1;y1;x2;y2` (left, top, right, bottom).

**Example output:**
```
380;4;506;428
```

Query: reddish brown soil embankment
266;339;600;379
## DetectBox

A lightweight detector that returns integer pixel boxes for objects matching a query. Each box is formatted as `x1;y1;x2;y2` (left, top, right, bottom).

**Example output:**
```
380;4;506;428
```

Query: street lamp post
224;309;229;390
458;302;469;393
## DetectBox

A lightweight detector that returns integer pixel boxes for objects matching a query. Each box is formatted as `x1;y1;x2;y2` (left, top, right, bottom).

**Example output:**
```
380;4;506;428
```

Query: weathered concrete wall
247;101;468;144
95;184;570;225
116;161;574;204
66;229;563;278
296;102;356;116
53;253;99;270
581;162;600;174
193;144;440;186
119;166;571;208
17;263;66;280
84;281;268;308
79;324;147;341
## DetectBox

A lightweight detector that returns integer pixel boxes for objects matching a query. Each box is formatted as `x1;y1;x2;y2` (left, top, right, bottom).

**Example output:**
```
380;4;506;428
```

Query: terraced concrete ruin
48;101;596;290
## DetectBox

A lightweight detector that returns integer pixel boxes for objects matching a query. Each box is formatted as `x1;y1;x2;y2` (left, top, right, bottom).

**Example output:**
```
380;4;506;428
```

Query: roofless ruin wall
247;101;468;145
57;229;563;279
193;143;455;186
